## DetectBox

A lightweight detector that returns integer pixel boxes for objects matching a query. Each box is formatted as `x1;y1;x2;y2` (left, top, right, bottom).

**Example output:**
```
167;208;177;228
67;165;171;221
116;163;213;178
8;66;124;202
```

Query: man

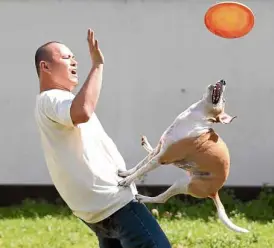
34;29;171;248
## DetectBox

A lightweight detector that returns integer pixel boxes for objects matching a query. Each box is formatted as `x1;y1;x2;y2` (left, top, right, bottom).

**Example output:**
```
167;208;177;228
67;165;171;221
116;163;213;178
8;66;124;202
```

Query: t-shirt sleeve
40;93;75;127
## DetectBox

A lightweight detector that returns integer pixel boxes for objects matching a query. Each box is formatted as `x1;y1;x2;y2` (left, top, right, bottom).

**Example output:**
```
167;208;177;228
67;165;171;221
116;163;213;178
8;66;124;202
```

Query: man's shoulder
38;89;75;102
35;90;76;127
35;89;75;118
36;90;75;111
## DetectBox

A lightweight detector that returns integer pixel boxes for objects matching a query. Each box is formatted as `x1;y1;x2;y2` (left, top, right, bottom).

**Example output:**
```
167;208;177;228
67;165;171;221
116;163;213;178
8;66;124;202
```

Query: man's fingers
91;31;95;45
87;29;91;40
95;40;98;50
87;29;104;64
87;29;95;45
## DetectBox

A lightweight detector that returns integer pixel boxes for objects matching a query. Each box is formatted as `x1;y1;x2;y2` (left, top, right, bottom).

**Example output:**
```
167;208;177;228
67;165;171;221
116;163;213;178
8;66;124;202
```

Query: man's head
201;79;236;124
35;42;78;91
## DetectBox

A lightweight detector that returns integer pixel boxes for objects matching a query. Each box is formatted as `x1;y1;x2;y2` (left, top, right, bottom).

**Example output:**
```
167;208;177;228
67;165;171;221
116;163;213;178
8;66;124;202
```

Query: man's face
42;43;78;89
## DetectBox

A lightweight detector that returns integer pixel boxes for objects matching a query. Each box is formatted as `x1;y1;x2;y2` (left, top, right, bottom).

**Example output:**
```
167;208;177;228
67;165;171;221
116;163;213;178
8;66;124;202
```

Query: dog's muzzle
212;80;226;104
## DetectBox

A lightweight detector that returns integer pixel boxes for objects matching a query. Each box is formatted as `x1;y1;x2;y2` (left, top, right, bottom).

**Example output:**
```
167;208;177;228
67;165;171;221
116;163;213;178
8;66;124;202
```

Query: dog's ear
207;117;218;123
216;113;237;124
207;113;237;124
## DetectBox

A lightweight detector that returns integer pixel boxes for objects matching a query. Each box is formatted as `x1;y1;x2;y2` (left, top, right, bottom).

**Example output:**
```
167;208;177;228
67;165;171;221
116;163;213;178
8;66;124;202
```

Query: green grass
0;188;273;248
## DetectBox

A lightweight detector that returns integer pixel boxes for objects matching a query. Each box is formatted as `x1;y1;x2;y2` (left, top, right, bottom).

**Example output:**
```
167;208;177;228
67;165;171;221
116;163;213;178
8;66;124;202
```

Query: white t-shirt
35;89;137;223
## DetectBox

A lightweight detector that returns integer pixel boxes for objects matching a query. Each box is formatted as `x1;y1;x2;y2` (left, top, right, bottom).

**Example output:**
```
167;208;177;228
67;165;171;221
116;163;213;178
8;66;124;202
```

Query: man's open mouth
212;82;222;104
71;69;77;75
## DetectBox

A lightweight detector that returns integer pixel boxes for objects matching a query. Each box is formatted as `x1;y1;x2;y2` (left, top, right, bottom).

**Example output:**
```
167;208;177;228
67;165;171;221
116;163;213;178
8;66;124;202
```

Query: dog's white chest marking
160;102;212;149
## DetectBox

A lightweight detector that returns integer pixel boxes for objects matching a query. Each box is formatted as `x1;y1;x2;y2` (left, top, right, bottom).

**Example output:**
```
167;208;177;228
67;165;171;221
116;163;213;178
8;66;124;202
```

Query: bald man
34;29;171;248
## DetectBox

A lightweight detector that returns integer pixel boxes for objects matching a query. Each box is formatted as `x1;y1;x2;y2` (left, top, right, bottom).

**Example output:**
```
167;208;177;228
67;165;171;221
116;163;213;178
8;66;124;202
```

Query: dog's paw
141;136;147;146
118;177;132;187
135;194;144;203
135;194;152;203
118;169;131;178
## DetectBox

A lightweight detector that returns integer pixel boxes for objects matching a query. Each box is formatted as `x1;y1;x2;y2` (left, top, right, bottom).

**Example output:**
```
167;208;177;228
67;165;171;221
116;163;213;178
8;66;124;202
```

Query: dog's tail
211;192;249;233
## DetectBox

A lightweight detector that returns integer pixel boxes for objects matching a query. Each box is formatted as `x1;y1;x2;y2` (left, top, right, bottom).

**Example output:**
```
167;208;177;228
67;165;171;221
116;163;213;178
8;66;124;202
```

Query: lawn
0;188;273;248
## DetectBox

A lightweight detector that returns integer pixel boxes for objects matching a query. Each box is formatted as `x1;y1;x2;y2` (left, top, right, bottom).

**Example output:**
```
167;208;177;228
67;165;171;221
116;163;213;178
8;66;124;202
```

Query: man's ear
39;61;50;73
217;113;237;124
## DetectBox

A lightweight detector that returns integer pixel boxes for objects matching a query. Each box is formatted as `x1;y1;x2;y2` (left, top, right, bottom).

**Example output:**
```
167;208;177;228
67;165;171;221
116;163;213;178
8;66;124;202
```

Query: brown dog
118;80;249;233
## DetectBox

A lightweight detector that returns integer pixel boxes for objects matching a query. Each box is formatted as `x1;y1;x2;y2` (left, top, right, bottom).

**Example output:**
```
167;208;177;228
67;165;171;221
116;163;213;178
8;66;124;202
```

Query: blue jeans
81;200;171;248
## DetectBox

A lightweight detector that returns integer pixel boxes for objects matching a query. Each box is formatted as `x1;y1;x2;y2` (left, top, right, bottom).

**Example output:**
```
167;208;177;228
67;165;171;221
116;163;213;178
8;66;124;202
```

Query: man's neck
40;84;71;93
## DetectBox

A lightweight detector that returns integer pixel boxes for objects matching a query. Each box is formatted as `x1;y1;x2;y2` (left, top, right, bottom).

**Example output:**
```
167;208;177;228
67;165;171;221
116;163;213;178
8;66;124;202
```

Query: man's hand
87;29;104;65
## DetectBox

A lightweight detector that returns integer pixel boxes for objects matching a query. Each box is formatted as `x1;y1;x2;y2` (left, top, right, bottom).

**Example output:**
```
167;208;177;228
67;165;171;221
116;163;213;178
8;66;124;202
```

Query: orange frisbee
204;1;255;39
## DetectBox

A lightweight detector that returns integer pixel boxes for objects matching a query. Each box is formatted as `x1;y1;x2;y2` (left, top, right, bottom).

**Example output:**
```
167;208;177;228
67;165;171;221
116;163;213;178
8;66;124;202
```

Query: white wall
0;0;273;186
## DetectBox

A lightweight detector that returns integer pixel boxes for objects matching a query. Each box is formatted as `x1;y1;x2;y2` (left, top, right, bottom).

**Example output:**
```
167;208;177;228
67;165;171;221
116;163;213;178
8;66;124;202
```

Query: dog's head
201;79;236;124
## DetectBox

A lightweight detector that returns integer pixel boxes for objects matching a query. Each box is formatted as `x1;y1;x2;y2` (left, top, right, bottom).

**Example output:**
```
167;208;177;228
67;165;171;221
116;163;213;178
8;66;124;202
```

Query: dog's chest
163;118;210;145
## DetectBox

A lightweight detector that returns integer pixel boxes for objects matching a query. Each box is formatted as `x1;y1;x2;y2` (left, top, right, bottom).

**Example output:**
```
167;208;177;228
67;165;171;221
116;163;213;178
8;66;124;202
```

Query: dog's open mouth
212;82;222;104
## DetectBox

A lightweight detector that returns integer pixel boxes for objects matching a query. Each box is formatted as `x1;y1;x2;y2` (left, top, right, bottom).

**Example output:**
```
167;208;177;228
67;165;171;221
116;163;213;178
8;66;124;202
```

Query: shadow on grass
0;198;72;220
0;188;273;224
144;187;274;224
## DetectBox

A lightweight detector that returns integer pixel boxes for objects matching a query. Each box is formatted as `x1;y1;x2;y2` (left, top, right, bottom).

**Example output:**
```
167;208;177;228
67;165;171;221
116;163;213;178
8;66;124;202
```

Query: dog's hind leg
136;176;191;203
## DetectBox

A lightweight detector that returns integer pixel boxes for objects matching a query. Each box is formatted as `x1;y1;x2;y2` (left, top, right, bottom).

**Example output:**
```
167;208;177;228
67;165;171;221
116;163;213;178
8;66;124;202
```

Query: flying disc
204;2;255;39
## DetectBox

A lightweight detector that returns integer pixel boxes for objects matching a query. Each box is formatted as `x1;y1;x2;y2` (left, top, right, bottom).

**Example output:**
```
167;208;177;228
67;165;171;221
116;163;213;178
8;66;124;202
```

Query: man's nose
71;58;78;66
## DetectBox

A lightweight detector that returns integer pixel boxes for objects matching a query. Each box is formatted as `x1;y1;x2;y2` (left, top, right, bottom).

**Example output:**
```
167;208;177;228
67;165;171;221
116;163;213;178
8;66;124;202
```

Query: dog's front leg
141;136;154;153
136;177;191;203
119;138;162;178
118;156;161;187
118;153;152;178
